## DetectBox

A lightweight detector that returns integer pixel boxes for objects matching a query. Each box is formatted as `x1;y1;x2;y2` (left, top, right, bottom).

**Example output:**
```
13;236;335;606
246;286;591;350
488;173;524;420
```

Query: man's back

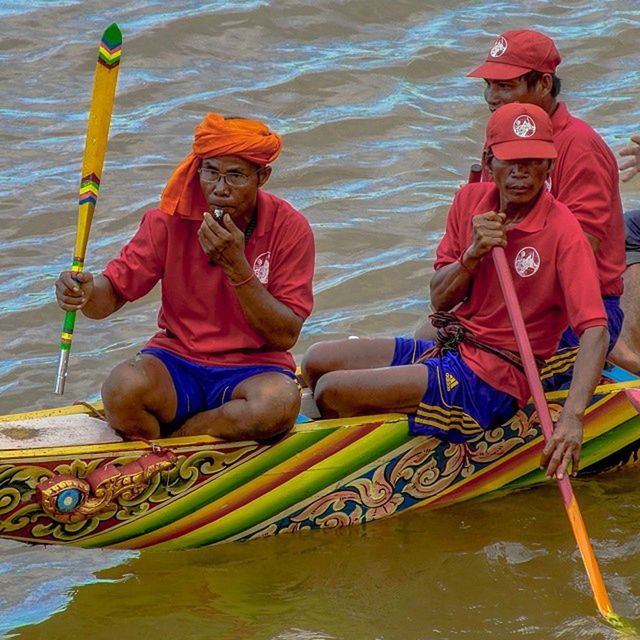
550;102;625;297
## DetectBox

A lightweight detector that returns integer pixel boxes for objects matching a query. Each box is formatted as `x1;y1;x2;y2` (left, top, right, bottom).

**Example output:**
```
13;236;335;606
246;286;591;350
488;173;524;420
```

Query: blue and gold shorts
548;295;623;391
392;337;518;444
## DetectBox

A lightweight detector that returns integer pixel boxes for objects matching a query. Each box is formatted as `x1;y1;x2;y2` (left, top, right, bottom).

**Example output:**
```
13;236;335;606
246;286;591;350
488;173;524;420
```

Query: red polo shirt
434;183;606;406
481;102;625;296
103;190;315;371
549;102;625;296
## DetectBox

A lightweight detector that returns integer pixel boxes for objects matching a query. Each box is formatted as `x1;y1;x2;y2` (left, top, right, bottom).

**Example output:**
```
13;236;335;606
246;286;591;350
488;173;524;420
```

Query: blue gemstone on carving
56;489;82;512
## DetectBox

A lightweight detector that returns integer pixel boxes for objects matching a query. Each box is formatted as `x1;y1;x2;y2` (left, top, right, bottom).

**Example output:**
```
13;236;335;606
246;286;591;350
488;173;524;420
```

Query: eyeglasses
197;167;261;187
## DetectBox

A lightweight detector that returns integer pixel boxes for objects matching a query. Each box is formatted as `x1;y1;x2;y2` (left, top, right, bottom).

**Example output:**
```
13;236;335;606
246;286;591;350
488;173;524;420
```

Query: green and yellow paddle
54;23;122;395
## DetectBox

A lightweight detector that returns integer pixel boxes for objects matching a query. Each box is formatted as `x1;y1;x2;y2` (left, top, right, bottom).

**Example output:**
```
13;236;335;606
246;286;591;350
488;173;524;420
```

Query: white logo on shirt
513;115;536;138
490;36;508;58
514;247;540;277
253;251;270;284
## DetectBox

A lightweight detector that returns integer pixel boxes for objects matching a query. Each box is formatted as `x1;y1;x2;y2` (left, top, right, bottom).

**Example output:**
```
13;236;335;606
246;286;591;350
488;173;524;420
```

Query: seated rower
55;113;315;442
302;103;608;480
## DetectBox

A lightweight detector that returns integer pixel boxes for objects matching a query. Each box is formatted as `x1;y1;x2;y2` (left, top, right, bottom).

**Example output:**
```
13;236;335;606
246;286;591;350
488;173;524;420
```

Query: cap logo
490;36;507;58
513;115;536;138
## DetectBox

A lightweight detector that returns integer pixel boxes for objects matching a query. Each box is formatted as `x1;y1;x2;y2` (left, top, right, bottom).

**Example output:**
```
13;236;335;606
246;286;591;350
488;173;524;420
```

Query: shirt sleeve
553;134;618;243
102;210;166;302
434;191;465;270
267;216;315;319
556;217;607;335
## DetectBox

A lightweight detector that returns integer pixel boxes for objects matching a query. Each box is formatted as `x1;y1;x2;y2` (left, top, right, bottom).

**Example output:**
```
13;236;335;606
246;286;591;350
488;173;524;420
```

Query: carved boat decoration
1;365;639;550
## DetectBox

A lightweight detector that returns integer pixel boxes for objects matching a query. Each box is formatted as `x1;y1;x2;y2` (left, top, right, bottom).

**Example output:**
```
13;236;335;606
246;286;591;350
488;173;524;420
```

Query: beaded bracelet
229;272;256;288
457;256;475;276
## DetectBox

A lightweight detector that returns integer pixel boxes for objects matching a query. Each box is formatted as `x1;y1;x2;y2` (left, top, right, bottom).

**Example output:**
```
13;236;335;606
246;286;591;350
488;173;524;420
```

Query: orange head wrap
159;113;282;219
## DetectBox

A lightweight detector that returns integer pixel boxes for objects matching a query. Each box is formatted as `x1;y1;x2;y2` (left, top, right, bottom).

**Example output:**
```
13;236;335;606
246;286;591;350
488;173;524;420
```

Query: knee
314;371;357;418
301;342;336;390
101;360;148;413
242;379;301;440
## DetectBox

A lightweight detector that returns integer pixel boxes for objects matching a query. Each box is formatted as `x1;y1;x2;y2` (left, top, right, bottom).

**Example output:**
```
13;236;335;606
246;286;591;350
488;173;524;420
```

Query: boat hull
1;371;639;550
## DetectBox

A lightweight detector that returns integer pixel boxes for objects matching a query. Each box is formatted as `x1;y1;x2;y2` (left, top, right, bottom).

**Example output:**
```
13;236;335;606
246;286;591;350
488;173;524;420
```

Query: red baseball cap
486;103;557;160
467;30;561;80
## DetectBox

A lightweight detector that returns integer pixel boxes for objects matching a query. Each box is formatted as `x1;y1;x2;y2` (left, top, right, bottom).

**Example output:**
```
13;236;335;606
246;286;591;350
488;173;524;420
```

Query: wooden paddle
492;246;622;624
54;23;123;395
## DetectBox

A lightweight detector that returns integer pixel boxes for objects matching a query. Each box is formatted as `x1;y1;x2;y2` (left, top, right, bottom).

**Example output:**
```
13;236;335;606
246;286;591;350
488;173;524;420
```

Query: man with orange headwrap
55;113;315;442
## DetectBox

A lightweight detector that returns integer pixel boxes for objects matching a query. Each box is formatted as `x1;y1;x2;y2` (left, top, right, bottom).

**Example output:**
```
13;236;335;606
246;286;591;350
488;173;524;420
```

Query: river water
1;1;639;638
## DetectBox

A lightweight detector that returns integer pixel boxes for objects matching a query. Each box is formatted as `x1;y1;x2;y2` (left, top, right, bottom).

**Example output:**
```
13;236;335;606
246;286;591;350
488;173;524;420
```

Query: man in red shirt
55;113;315;442
415;30;625;379
302;103;608;480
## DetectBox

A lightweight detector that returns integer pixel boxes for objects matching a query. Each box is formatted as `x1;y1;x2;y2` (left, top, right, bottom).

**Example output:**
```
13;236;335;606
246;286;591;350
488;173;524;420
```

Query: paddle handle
54;310;77;394
468;163;482;183
492;246;614;619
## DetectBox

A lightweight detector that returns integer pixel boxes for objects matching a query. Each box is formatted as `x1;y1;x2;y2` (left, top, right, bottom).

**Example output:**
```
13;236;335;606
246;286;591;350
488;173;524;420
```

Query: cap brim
491;139;558;160
467;61;534;80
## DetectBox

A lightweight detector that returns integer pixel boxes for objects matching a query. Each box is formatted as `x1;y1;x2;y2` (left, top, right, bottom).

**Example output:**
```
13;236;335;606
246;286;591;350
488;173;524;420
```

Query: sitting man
56;113;315;442
415;29;625;382
609;134;640;373
302;103;608;480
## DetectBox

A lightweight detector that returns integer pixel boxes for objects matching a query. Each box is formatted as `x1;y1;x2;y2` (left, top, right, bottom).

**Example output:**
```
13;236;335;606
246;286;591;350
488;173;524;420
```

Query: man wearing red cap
460;29;625;378
55;113;315;442
302;103;607;480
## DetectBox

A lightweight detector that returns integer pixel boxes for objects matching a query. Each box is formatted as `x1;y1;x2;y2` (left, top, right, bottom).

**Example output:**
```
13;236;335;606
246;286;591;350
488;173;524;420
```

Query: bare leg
609;264;640;373
101;354;177;440
174;372;300;441
301;338;397;391
413;317;437;341
314;364;428;418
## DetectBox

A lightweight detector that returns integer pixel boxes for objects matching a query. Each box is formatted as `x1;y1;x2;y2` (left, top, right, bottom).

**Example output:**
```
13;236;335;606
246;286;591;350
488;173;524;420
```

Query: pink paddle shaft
492;246;573;504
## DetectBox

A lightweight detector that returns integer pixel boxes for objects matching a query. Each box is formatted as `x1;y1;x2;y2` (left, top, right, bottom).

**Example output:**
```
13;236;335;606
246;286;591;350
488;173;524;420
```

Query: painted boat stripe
116;420;390;549
153;418;409;549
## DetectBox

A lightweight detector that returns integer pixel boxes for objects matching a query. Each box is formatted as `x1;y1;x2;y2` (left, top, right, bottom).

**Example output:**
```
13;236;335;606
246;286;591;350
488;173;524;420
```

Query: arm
199;211;308;350
619;134;640;183
55;271;125;319
540;325;608;479
430;211;507;311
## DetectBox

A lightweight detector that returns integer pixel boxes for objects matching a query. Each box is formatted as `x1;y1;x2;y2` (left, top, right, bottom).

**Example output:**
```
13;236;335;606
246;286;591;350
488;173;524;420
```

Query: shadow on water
5;471;640;639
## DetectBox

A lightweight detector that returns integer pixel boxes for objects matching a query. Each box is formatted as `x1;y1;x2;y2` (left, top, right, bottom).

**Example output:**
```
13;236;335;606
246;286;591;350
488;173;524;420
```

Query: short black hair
521;70;561;97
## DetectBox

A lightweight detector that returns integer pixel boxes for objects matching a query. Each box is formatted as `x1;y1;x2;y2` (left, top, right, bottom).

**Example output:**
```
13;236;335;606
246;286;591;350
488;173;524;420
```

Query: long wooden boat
1;364;640;550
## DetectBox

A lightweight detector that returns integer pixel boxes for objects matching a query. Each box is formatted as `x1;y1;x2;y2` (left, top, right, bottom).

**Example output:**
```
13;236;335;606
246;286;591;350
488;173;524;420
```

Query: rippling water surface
1;1;639;638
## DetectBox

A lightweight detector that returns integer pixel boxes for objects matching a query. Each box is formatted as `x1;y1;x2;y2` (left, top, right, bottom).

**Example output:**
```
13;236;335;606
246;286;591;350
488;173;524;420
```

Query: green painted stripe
160;418;410;549
83;426;338;548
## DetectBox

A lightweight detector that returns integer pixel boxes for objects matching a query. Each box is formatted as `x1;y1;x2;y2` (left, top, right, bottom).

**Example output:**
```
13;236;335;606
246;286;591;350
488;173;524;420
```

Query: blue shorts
391;338;519;444
140;348;297;436
546;296;623;390
625;209;640;266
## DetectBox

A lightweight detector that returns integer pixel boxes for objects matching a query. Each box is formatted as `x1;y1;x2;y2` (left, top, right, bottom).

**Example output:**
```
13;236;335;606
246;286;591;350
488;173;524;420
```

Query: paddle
492;246;622;625
54;23;123;395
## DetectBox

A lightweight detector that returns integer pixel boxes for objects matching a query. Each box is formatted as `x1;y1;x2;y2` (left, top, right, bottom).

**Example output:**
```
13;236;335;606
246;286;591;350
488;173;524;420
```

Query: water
1;0;639;637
